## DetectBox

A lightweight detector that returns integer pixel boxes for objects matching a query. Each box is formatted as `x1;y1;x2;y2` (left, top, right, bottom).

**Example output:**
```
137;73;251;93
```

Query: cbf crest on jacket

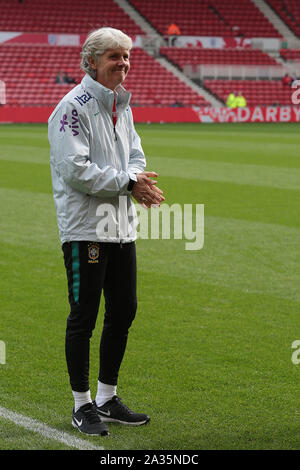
48;74;146;244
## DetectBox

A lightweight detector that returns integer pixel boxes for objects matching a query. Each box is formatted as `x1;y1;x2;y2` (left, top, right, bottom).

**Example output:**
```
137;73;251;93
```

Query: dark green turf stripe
71;242;80;303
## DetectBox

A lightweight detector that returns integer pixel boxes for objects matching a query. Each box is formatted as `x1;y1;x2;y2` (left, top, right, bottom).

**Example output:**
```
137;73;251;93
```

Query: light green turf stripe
148;156;300;190
142;134;300;149
0;188;58;251
71;242;80;303
136;214;300;302
0;145;49;165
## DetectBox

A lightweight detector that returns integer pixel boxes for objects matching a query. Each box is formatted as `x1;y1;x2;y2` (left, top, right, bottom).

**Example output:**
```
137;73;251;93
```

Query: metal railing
0;80;6;105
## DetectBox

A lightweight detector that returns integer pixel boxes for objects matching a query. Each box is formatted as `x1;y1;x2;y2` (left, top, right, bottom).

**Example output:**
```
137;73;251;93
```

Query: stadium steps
154;54;223;107
267;50;287;66
114;0;161;37
267;50;296;75
207;3;231;30
252;0;300;41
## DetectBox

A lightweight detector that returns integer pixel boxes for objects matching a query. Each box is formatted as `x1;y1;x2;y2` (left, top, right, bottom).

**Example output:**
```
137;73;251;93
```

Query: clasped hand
132;171;165;209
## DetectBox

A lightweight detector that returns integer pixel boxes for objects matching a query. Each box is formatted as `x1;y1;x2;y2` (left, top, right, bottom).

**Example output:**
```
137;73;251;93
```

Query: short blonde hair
81;27;132;79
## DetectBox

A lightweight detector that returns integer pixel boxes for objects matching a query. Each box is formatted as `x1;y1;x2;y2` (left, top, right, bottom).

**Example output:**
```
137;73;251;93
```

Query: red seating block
267;0;300;37
0;45;209;107
0;0;143;35
204;79;295;106
129;0;281;37
161;47;279;68
280;49;300;61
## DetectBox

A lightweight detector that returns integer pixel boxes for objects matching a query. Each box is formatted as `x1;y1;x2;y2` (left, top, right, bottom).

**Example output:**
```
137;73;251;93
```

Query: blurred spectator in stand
170;100;184;107
232;25;242;37
235;91;247;107
167;23;181;46
282;73;292;86
56;71;64;84
63;72;76;84
56;71;76;85
226;91;236;108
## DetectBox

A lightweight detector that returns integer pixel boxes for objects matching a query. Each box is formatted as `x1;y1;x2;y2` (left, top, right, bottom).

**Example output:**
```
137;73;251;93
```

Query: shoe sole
72;419;110;436
98;416;150;426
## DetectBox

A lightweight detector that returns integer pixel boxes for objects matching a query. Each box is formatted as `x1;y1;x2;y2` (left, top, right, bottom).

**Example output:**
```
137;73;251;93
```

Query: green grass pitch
0;122;300;450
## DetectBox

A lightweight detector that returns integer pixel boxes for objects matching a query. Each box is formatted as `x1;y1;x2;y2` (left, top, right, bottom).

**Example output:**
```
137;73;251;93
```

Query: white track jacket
48;74;146;244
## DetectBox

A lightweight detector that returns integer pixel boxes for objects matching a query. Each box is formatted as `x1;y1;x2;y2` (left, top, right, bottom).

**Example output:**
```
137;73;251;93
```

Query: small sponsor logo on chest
74;92;92;106
59;109;79;136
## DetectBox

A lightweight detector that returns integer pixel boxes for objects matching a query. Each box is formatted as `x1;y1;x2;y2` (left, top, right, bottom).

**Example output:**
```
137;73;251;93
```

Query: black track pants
62;241;137;392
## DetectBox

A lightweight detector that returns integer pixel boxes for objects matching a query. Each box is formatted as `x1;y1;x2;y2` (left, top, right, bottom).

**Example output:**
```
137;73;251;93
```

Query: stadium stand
266;0;300;37
204;79;294;106
128;0;282;37
210;0;282;38
280;48;300;61
0;0;144;35
0;0;297;113
160;47;280;69
0;45;209;107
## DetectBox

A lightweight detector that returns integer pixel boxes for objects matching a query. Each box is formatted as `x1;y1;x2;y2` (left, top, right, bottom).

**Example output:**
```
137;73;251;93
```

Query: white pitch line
0;405;104;450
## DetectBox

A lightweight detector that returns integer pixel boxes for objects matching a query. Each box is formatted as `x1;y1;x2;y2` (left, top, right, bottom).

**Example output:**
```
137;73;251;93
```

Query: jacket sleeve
49;101;133;197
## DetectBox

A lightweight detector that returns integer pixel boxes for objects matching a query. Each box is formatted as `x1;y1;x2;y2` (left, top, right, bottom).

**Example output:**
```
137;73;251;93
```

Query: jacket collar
81;74;131;114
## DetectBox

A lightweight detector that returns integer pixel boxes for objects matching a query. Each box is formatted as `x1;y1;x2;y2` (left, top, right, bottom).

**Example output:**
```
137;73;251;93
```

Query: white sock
95;381;117;407
72;389;92;413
